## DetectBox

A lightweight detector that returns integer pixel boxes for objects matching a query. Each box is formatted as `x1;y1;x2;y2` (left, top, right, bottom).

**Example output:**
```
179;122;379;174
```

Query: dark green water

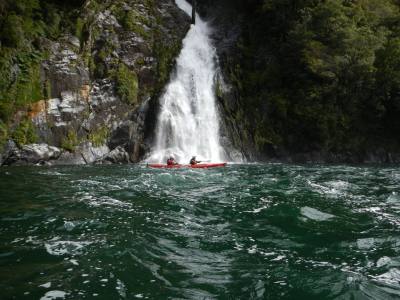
1;164;400;300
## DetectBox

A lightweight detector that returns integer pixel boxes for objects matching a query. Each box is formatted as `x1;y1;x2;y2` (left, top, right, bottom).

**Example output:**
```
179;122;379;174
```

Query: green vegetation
91;39;117;78
115;63;139;105
0;121;8;148
11;118;38;146
0;0;179;154
75;17;84;43
154;36;181;86
89;126;109;147
218;0;400;155
61;130;79;152
0;0;86;148
119;10;151;39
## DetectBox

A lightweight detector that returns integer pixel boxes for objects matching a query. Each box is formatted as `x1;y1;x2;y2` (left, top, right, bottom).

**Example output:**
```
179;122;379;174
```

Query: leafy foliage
115;63;138;105
61;130;79;152
119;10;151;39
11;118;38;146
217;0;400;155
0;0;85;149
1;14;26;48
0;121;8;148
89;126;109;147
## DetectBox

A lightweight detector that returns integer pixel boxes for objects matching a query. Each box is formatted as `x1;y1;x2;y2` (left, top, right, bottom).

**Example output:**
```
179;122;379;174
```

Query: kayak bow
147;163;227;169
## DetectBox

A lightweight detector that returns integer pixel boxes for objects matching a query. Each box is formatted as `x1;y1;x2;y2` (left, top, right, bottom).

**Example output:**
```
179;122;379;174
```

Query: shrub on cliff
115;63;138;106
1;14;25;48
0;0;86;148
89;126;109;147
0;121;8;148
11;118;38;146
218;0;400;155
61;130;79;152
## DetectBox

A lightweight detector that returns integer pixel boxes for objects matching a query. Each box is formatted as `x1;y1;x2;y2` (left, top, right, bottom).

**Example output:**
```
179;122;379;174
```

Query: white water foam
45;240;92;256
300;206;335;221
40;290;67;300
79;193;132;210
39;282;52;289
148;0;225;163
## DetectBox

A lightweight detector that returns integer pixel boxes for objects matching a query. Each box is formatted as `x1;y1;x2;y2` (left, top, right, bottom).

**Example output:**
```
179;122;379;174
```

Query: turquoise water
0;164;400;299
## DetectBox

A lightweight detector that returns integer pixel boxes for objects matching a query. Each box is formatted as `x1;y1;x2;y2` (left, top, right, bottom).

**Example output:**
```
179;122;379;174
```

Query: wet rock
109;122;134;150
59;91;87;121
98;146;130;164
68;35;81;48
52;143;109;165
0;140;18;166
4;144;62;165
42;43;90;99
79;143;110;164
54;151;86;165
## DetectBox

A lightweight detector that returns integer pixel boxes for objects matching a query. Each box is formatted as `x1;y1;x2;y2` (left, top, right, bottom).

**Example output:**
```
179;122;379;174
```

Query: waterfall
148;0;225;164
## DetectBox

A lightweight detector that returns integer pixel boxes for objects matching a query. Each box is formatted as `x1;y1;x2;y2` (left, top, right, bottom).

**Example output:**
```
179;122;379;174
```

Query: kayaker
190;156;201;165
167;156;178;165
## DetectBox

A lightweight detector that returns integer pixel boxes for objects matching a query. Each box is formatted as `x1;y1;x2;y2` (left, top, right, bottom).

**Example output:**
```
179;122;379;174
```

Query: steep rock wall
195;0;400;163
1;0;190;165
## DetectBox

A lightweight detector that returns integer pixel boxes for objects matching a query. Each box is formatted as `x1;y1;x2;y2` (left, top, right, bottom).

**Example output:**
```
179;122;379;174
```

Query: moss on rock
61;130;79;152
11;118;38;146
89;126;109;147
120;10;151;39
0;121;8;148
115;63;138;105
154;39;181;87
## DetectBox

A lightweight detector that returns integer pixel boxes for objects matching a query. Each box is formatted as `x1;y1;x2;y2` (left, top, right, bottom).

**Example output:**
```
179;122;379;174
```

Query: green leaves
1;14;25;48
115;63;139;106
61;130;79;152
375;37;400;90
228;0;400;154
0;121;8;148
11;118;38;146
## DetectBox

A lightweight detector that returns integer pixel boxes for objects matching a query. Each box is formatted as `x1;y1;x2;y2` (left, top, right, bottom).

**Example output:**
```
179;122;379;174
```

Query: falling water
148;0;225;164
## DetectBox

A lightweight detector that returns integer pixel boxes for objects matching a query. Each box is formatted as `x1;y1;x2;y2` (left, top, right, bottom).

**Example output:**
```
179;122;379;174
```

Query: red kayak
147;163;227;169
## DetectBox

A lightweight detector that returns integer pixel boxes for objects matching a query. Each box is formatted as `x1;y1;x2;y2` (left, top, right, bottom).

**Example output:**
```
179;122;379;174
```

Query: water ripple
1;164;400;299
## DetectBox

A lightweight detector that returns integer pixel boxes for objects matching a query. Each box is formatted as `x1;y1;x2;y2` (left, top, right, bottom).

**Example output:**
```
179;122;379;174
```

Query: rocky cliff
196;0;400;163
0;0;190;165
3;0;400;165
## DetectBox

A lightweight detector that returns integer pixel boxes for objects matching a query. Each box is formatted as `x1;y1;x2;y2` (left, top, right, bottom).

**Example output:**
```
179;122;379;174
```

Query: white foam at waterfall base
148;0;226;164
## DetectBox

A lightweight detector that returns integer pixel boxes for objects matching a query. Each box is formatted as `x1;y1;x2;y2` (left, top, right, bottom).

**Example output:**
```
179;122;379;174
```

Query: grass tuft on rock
115;63;138;105
11;118;38;146
61;130;79;152
89;126;109;147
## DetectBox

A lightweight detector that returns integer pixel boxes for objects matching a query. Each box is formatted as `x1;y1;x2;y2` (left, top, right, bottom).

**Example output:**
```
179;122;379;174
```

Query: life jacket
167;158;174;165
190;158;196;165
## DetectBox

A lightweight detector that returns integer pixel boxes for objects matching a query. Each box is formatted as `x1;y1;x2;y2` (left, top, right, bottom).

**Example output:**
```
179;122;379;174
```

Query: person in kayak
167;156;179;166
190;156;201;165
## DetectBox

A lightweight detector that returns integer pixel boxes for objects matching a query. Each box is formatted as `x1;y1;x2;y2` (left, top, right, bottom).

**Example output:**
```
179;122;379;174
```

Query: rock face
194;0;255;161
4;144;62;165
97;146;130;164
1;0;190;166
195;0;400;164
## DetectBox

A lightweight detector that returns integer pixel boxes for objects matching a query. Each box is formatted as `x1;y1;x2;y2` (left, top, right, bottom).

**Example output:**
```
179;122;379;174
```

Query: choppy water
1;164;400;299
